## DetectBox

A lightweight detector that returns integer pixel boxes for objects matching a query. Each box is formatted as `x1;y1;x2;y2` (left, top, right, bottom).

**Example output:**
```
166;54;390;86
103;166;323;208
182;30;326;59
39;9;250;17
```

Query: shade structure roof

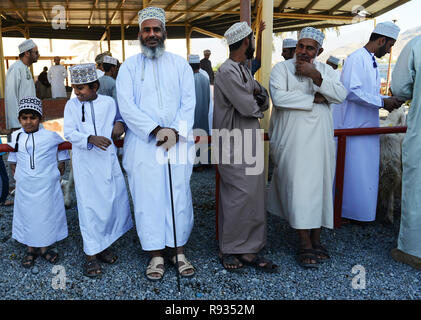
0;0;411;40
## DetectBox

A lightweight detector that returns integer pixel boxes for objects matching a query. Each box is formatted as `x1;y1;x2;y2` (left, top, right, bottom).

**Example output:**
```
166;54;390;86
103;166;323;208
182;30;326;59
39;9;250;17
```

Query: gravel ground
0;163;420;300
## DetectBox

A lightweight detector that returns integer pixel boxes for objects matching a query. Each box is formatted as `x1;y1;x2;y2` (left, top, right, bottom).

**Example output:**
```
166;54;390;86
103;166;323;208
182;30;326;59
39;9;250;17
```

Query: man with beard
213;22;276;273
116;7;196;281
332;22;402;223
267;27;347;268
5;39;40;132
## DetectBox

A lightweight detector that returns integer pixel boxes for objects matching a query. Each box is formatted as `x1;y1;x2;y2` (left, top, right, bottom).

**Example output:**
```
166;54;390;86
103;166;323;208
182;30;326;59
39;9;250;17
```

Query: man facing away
268;27;347;268
332;22;403;223
116;6;196;281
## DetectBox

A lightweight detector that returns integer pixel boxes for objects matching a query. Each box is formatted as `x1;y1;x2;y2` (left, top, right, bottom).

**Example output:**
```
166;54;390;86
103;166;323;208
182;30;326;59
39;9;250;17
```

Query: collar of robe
363;47;378;68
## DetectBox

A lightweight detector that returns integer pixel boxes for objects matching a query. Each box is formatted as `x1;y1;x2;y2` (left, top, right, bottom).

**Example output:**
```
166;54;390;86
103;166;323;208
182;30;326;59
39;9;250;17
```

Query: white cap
18;97;42;117
188;54;200;64
373;21;400;40
283;38;297;49
299;27;325;46
138;6;166;28
69;63;98;85
103;55;118;66
224;21;252;46
327;56;340;65
18;39;37;54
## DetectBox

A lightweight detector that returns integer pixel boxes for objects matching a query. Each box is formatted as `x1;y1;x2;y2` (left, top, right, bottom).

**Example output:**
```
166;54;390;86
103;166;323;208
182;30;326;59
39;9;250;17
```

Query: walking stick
168;157;181;293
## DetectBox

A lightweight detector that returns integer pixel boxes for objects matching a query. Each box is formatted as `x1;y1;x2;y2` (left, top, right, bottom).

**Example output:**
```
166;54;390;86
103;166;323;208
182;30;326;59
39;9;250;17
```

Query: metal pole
168;158;181;293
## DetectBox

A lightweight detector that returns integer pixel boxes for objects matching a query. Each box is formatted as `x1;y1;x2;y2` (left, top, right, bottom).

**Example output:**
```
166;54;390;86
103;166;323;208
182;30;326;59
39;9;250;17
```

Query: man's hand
112;121;125;140
383;97;403;113
154;127;179;151
88;135;112;151
58;162;65;176
258;21;266;34
296;59;322;86
314;92;328;105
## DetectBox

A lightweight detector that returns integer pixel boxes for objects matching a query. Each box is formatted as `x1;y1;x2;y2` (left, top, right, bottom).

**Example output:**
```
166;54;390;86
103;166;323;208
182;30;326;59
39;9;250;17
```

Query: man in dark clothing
200;49;214;85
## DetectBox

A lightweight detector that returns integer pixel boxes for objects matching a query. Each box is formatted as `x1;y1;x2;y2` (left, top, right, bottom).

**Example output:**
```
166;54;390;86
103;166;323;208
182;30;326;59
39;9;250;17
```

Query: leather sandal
146;256;165;281
170;253;195;278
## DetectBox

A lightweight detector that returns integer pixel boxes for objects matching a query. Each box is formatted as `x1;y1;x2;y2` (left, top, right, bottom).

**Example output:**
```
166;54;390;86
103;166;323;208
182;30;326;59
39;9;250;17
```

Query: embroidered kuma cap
138;6;166;28
224;21;253;46
299;27;325;46
327;56;340;66
373;21;400;40
69;63;98;85
188;54;200;64
283;38;297;49
103;55;118;66
18;39;37;54
18;97;42;117
95;51;112;64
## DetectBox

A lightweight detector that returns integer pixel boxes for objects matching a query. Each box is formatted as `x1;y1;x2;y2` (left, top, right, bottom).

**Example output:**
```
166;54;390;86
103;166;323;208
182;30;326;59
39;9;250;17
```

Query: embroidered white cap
224;21;253;46
18;97;42;116
299;27;325;46
327;56;340;66
188;54;200;64
138;6;166;28
69;63;98;85
373;21;400;40
18;39;37;54
283;38;297;49
103;55;118;66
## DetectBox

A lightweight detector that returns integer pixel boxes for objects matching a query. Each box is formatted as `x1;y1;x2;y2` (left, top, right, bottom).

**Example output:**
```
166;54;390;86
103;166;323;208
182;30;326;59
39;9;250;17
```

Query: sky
2;0;420;76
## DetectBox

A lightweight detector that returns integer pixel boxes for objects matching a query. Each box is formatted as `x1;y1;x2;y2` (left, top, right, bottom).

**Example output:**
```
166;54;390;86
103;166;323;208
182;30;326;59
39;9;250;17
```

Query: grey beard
140;42;166;59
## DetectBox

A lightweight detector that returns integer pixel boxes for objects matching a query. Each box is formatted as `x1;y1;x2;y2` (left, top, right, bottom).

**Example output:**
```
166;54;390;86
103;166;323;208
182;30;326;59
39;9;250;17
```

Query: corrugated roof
0;0;411;40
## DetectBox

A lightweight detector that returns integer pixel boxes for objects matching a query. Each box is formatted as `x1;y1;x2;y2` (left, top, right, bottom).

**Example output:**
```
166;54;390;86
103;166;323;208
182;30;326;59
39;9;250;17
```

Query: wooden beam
165;0;182;11
89;0;99;28
210;3;240;20
304;0;321;14
187;0;234;24
36;0;48;23
7;0;25;23
190;27;223;38
167;0;210;24
273;12;358;22
372;0;410;17
328;0;350;15
276;0;289;13
110;0;126;24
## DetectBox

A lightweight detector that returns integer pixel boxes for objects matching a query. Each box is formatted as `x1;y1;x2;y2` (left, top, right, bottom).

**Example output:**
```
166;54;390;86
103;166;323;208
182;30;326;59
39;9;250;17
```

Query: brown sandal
84;258;102;278
22;251;38;269
97;249;117;264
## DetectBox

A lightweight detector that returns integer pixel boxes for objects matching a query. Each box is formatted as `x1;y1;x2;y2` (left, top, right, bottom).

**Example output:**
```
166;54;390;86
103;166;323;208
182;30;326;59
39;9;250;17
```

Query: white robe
116;52;195;251
268;58;347;229
47;65;67;98
332;48;387;221
63;94;133;255
5;60;36;129
391;35;421;258
8;127;69;247
199;68;214;133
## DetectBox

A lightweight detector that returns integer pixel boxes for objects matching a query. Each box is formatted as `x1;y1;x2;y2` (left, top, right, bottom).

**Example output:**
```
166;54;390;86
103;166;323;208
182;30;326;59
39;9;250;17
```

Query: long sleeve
217;66;264;118
391;41;416;101
269;62;314;111
63;101;91;150
342;54;383;109
116;60;158;142
47;69;52;84
313;64;347;105
170;62;196;139
5;66;22;128
7;152;16;163
253;80;269;112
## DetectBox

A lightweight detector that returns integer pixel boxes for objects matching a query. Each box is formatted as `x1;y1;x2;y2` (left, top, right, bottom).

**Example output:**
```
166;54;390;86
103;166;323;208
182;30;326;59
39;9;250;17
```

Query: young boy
8;97;69;268
64;63;133;277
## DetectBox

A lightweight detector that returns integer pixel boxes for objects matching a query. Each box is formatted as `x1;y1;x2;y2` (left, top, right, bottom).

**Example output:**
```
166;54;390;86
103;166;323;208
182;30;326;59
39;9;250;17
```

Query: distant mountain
320;25;421;64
